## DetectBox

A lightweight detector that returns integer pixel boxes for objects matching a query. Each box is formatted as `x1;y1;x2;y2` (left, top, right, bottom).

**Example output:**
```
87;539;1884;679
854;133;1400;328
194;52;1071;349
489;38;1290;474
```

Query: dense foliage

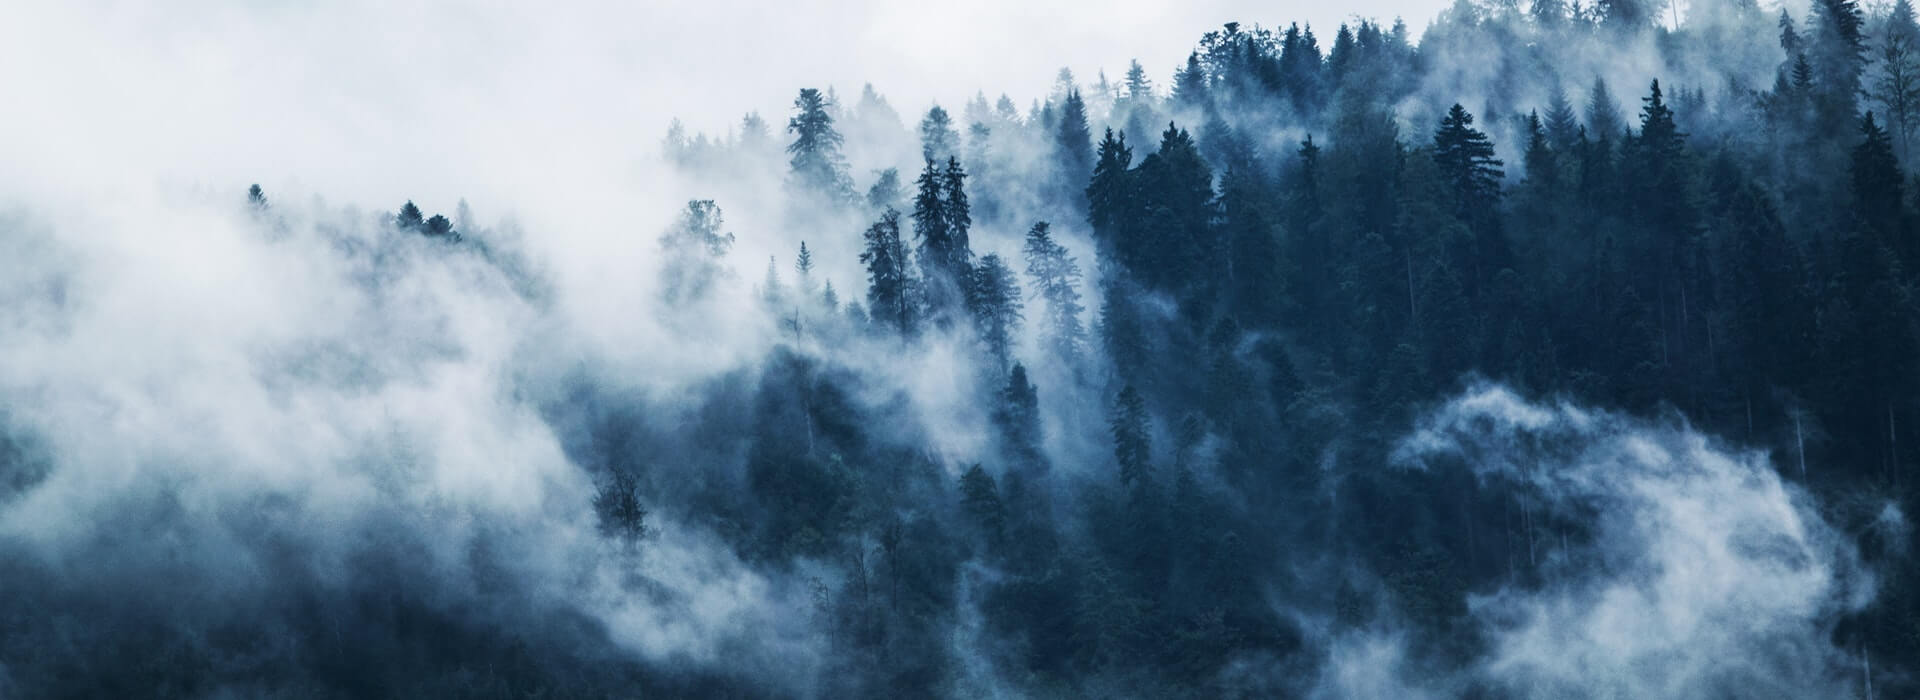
8;1;1920;698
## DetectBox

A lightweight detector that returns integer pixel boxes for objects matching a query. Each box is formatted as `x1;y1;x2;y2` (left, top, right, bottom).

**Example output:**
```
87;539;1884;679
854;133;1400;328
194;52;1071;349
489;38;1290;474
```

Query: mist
4;0;1919;697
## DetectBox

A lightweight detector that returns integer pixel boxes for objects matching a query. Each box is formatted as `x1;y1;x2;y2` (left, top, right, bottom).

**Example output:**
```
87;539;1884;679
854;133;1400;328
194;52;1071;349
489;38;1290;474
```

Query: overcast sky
0;1;1448;217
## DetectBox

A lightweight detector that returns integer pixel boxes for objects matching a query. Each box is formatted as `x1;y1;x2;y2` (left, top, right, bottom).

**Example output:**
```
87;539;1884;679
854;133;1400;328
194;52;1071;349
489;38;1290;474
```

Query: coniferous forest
7;1;1920;697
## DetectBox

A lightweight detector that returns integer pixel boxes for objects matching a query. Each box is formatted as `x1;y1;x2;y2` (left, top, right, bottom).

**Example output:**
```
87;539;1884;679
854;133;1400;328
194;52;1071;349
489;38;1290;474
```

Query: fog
1;0;1914;697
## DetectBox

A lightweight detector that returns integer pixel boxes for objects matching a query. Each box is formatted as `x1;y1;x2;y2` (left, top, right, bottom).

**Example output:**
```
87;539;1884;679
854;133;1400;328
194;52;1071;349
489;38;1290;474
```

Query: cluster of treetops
244;1;1920;693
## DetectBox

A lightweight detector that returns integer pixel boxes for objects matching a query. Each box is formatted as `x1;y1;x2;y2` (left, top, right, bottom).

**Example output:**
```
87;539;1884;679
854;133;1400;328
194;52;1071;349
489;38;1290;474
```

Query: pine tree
1852;112;1905;242
944;157;973;262
911;158;952;294
1130;124;1217;295
959;464;1006;546
1432;104;1506;219
1544;84;1580;150
787;88;856;203
1023;222;1088;363
1876;0;1920;161
1055;90;1095;208
760;256;786;308
969;253;1025;374
921;105;959;163
396;200;424;230
867;167;904;213
1586;77;1625;141
860;208;915;335
1087;128;1136;250
993;364;1044;469
1172;53;1208;109
739;111;772;153
1779;9;1801;54
1123;60;1153;102
1220;166;1286;331
1110;385;1151;489
795;241;816;298
593;470;649;543
247;184;267;211
1523;110;1557;188
1809;0;1866;131
658;199;736;304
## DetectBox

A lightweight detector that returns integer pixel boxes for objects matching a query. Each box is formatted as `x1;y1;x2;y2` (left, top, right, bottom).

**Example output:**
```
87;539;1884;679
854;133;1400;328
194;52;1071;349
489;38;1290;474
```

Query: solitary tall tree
1543;84;1580;150
794;241;816;298
968;253;1025;373
1432;104;1506;217
1023;221;1088;363
1587;77;1625;141
1055;89;1095;207
860;209;915;335
787;88;856;203
1086;128;1135;249
1876;0;1920;160
658;199;736;304
920;105;959;163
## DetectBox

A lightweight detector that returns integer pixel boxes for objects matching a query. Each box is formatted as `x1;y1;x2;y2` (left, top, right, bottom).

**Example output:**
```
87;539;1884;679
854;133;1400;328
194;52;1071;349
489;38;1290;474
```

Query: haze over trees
8;1;1920;698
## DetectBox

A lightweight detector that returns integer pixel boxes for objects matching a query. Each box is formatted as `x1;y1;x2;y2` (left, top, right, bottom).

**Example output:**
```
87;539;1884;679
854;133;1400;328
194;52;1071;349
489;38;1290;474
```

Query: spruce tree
794;241;816;298
968;253;1025;374
1876;0;1920;160
1543;84;1581;150
860;208;915;335
787;88;856;203
1432;104;1506;221
1586;77;1625;142
1110;385;1151;489
1055;90;1095;208
993;364;1044;470
1087;128;1135;250
920;105;959;163
1172;53;1208;109
396;200;424;230
1022;222;1088;363
1852;112;1905;243
658;199;735;305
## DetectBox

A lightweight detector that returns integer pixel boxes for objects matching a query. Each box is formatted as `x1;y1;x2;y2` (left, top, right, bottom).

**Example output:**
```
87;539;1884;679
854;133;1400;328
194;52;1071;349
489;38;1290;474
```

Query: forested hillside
3;0;1918;697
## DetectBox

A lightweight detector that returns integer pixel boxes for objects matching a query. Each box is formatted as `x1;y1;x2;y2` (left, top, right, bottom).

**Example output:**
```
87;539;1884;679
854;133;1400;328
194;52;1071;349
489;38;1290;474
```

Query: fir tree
969;253;1025;374
1087;128;1136;249
860;209;915;335
795;241;816;298
1586;77;1625;141
1110;385;1151;489
396;200;424;230
1852;112;1905;241
1023;221;1089;363
1172;53;1208;109
1543;84;1581;150
920;105;959;163
1876;0;1920;161
959;464;1006;546
787;88;856;203
1055;89;1095;207
1432;104;1506;219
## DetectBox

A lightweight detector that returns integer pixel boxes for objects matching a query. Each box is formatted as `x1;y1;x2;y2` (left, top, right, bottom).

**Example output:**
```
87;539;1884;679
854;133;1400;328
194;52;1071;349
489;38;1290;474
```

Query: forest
2;0;1918;697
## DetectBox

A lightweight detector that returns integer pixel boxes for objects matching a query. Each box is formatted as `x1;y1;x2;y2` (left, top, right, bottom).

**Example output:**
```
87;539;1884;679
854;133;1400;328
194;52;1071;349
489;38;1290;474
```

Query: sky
0;0;1446;217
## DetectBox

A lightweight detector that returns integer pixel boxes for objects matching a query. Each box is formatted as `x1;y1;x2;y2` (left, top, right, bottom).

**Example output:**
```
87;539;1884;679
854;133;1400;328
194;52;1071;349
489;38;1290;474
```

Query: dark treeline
652;0;1920;695
6;1;1919;698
